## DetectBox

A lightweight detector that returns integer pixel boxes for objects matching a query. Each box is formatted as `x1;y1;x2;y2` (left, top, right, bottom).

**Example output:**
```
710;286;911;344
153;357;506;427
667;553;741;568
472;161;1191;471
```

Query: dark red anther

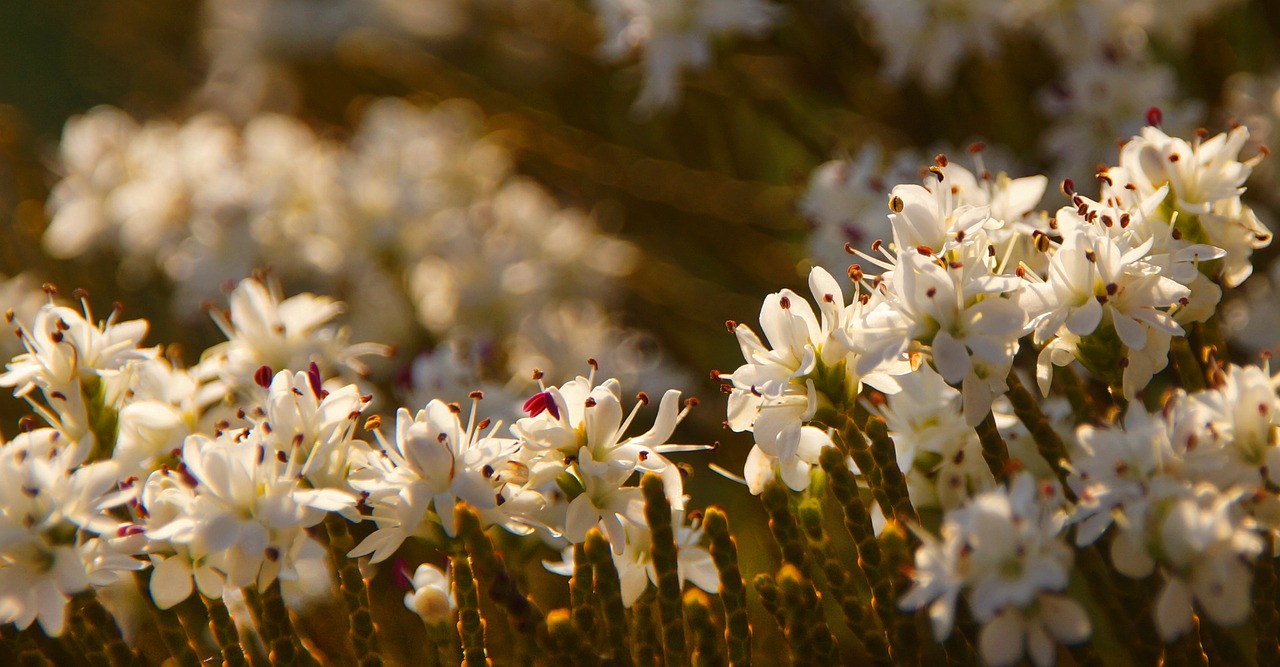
393;558;414;591
254;365;273;389
1146;106;1163;128
307;362;323;399
523;391;560;420
117;525;146;538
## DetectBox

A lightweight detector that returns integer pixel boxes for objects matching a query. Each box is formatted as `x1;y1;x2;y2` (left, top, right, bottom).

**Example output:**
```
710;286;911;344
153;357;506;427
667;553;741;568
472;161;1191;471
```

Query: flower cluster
723;121;1273;665
0;270;705;646
900;473;1088;667
1069;363;1277;640
45;99;687;420
856;0;1240;180
734;122;1268;505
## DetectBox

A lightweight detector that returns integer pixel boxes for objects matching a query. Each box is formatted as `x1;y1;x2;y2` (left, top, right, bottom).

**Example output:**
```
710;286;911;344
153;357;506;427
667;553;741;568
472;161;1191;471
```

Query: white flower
859;0;1005;93
512;371;698;551
978;597;1091;667
199;276;389;393
1037;54;1203;183
899;525;965;641
1153;487;1263;639
1120;125;1256;215
114;357;216;476
254;366;370;489
593;0;781;113
1069;407;1178;547
404;563;454;624
545;509;717;607
723;267;900;492
2;298;154;397
740;426;831;494
350;397;527;562
1175;364;1280;490
0;446;140;635
855;242;1023;420
1021;223;1188;399
145;430;354;592
881;365;993;509
901;471;1082;655
800;147;918;276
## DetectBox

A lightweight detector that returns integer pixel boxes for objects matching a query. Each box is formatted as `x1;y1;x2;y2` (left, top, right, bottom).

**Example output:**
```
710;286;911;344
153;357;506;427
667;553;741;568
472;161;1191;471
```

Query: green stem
452;548;490;666
258;580;308;667
322;515;383;667
569;543;595;642
974;411;1010;484
683;590;727;667
425;622;462;667
631;591;664;667
133;570;201;667
641;473;685;667
751;573;787;633
76;593;139;667
702;508;751;667
1;626;50;667
1005;372;1075;498
67;596;111;667
455;506;547;660
878;522;918;666
543;610;586;667
796;499;883;666
1056;364;1098;425
202;594;249;667
834;414;893;521
817;447;892;648
863;416;918;525
1254;542;1279;665
584;529;631;662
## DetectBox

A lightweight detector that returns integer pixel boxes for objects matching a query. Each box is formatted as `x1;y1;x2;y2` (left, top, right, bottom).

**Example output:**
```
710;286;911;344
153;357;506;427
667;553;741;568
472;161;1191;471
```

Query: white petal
743;446;775;496
779;456;813;492
1154;578;1194;642
1110;530;1155;578
150;557;194;610
931;330;970;384
627;389;683;449
1065;298;1103;336
1111;312;1148;350
1041;595;1091;645
979;612;1026;667
564;494;600;544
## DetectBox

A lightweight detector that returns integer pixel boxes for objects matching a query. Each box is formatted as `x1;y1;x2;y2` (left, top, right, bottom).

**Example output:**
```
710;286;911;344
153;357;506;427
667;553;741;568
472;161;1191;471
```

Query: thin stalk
1005;372;1075;498
584;528;632;662
974;411;1011;484
702;508;750;667
641;473;685;666
202;594;249;667
258;580;309;667
133;570;201;667
456;506;547;660
452;549;490;666
817;447;892;649
683;590;727;667
863;416;918;525
322;514;382;667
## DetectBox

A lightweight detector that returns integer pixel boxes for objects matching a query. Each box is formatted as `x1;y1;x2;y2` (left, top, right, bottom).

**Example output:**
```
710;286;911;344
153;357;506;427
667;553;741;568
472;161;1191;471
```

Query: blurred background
3;0;1280;662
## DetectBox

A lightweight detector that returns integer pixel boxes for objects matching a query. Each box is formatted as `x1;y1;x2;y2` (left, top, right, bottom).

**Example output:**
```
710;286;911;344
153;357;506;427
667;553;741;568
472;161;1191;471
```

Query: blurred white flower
594;0;781;113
